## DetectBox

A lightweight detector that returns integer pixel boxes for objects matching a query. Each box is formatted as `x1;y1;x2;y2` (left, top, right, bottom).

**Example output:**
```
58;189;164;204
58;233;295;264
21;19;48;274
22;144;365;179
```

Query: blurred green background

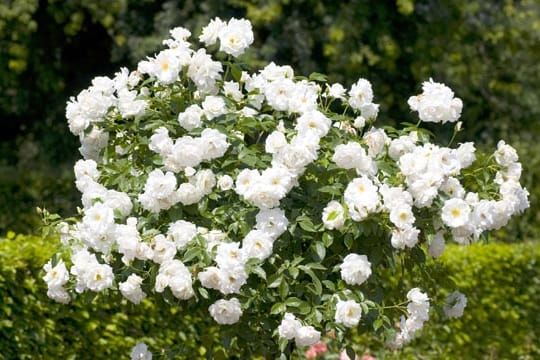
1;0;539;237
0;0;539;358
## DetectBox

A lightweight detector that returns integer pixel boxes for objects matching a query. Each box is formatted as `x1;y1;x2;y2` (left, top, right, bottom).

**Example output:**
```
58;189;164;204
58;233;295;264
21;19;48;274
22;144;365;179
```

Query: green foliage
3;234;537;358
0;137;77;234
491;134;540;243
359;242;540;359
0;233;219;359
2;0;539;238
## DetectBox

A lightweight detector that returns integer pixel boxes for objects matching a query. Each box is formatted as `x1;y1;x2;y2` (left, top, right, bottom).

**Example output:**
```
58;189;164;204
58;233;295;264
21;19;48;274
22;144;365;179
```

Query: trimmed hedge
1;234;539;359
383;242;540;360
0;233;220;359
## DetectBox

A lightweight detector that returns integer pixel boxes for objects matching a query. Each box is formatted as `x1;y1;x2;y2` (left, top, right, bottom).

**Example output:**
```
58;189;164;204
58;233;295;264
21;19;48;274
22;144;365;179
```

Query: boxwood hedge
1;234;538;359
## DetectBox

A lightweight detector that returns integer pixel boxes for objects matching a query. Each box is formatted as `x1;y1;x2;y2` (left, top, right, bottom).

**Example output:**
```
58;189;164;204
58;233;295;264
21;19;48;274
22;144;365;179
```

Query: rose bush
41;17;529;358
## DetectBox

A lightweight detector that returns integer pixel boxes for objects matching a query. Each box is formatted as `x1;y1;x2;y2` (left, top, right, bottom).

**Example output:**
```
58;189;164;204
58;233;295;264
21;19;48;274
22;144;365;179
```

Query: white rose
43;259;70;288
198;266;223;290
441;198;471;228
340;253;372;286
494;140;518;167
363;127;388;157
167;220;197;248
217;174;234;191
335;300;362;327
177;183;203;205
209;298;243;324
202;95;227;120
84;263;114;292
119;274;146;304
294;325;321;347
241;230;274;260
348;78;373;110
322;200;346;230
178;104;203;130
265;131;288;154
199;17;226;46
217;18;254;57
360;102;379;120
407;288;429;304
278;313;301;340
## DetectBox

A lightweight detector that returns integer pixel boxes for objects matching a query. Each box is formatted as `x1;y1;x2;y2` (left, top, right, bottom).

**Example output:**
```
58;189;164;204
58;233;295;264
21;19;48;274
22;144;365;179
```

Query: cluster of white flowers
150;127;229;172
44;17;529;356
70;249;114;293
154;259;194;300
198;208;288;300
200;18;254;57
43;259;70;304
408;78;463;124
66;71;145;159
437;140;529;245
234;105;331;210
393;288;430;348
278;313;322;347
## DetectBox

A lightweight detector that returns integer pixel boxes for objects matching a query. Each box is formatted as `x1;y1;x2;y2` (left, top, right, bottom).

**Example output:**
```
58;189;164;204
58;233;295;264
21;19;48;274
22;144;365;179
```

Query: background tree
1;0;538;238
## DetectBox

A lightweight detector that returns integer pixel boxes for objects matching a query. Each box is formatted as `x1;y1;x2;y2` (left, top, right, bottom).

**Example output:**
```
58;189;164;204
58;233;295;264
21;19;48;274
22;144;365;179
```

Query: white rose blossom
335;300;363;327
340;253;372;286
209;298;243;324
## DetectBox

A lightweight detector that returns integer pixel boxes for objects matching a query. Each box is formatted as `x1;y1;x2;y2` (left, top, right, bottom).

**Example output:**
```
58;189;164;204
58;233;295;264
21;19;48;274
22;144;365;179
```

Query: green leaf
288;266;299;279
251;266;267;280
322;280;336;291
285;297;302;307
279;280;289;299
344;234;354;250
411;246;426;264
303;263;327;271
309;72;328;82
317;185;342;196
268;274;283;288
198;287;209;299
278;338;289;353
297;216;318;232
313;242;326;261
231;64;243;82
271;302;286;315
299;266;323;296
182;247;201;263
322;232;334;247
346;346;356;360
